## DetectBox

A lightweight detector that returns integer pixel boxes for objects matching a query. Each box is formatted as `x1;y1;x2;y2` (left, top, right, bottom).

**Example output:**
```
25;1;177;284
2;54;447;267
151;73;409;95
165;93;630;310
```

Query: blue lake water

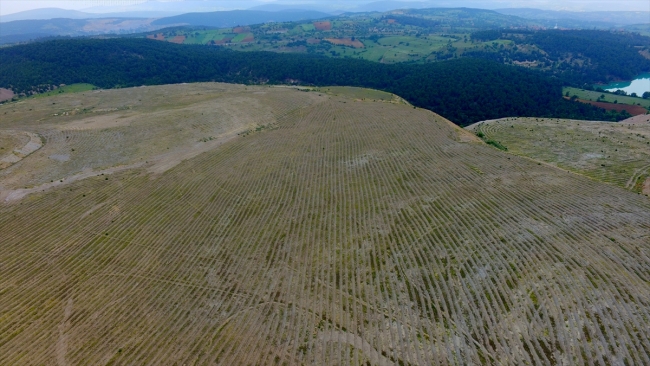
599;73;650;95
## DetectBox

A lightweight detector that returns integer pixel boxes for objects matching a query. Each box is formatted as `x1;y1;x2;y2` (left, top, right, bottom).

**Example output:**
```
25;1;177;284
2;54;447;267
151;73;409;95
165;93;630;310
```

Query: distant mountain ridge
0;18;168;44
496;8;650;26
152;10;331;28
0;8;179;22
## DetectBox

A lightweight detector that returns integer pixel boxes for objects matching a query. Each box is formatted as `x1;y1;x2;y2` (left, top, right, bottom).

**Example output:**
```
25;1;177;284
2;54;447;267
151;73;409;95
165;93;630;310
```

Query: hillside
496;8;650;27
136;11;650;85
1;83;650;364
467;116;650;195
0;17;164;44
137;7;540;64
0;38;626;126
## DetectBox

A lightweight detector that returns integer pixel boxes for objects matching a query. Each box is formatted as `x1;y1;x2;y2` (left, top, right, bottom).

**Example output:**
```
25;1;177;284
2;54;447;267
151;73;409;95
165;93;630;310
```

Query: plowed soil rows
568;97;648;115
1;84;650;365
325;38;365;48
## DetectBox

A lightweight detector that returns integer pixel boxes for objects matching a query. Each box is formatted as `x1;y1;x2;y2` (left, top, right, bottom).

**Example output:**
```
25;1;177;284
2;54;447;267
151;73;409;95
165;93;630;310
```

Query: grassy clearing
28;83;97;99
563;86;650;109
1;84;650;364
468;117;650;194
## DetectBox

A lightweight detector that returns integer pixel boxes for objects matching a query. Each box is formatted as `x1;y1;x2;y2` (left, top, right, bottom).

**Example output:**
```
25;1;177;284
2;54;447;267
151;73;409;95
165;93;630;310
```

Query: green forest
469;29;650;85
0;38;629;125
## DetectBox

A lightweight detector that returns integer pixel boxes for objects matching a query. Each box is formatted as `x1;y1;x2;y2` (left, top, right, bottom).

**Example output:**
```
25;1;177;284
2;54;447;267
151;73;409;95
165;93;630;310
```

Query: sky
1;0;649;16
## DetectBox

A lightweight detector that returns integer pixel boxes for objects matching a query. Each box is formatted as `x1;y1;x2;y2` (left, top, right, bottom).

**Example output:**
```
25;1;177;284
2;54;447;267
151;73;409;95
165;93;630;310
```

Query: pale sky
1;0;649;16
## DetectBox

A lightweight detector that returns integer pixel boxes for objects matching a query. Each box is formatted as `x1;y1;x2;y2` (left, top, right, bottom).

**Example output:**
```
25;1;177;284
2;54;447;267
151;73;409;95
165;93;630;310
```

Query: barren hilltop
1;83;650;364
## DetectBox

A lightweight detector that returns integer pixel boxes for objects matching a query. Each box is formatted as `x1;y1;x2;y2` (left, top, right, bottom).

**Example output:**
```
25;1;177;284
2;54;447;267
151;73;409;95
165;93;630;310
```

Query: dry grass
1;84;650;365
468;117;650;195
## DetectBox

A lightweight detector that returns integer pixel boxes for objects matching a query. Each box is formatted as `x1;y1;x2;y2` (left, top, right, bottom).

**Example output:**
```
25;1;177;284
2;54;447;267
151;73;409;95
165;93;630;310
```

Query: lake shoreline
595;73;650;95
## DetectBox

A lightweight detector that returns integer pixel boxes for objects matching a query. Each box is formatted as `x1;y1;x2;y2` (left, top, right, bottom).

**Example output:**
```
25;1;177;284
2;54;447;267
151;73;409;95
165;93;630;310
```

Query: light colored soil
0;83;325;197
0;131;42;169
644;177;650;195
318;331;394;366
0;88;14;102
620;114;650;124
325;38;365;48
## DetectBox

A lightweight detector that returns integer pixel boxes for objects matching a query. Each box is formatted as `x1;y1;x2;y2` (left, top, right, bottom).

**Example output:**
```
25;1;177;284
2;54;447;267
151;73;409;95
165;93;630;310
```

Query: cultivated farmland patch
313;21;332;31
325;38;365;48
1;84;650;365
571;98;648;116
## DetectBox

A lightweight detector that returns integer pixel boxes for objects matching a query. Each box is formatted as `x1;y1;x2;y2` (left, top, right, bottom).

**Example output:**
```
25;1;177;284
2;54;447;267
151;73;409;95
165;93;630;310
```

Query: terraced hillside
467;116;650;195
1;84;650;365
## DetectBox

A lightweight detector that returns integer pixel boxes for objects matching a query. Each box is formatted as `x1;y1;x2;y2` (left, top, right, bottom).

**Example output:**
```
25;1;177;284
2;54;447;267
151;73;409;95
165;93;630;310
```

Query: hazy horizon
1;0;649;16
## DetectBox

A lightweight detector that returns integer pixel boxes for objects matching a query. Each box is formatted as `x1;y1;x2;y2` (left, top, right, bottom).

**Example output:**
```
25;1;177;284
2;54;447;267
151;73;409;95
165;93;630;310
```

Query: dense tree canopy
0;38;627;125
466;30;650;85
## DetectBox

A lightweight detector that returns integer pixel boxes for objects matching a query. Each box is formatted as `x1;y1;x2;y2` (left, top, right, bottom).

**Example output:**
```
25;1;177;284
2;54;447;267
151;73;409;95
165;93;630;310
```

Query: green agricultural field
29;83;96;99
563;86;650;109
300;23;315;32
2;83;650;364
231;32;253;42
467;117;650;194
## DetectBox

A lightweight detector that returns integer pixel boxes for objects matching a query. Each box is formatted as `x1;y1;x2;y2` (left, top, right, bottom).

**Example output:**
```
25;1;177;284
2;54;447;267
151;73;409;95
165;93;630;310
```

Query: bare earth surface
0;88;14;102
1;84;650;365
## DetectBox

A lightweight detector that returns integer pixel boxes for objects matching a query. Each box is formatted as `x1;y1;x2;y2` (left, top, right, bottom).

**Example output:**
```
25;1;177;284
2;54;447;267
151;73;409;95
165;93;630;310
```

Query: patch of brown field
0;88;14;102
568;97;648;116
324;38;364;48
307;38;321;44
169;35;186;44
241;36;254;43
147;33;166;41
313;21;331;31
386;19;396;24
233;26;250;34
